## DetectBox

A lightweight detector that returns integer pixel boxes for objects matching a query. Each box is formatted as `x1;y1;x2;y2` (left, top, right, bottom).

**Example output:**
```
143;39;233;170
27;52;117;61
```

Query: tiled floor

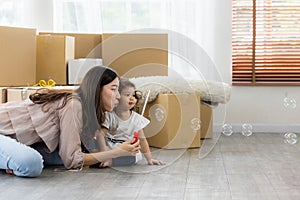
2;132;300;200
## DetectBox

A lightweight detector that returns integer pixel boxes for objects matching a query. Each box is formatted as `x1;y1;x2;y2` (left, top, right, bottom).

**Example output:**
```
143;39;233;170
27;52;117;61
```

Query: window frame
232;0;300;86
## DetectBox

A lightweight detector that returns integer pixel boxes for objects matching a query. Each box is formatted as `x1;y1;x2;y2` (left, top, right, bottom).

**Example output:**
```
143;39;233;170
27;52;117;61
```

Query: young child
97;78;165;167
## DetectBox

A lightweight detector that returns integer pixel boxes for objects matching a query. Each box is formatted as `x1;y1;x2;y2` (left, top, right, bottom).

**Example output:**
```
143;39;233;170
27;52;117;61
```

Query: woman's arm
58;99;85;169
83;140;140;166
95;128;108;152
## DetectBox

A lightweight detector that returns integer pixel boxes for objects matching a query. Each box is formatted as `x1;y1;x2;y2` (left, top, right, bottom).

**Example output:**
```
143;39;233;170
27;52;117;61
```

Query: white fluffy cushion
129;76;231;105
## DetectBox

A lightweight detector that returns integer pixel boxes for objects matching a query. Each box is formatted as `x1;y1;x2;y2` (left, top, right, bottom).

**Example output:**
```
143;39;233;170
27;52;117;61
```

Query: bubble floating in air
283;97;297;109
222;124;233;136
155;107;165;122
241;123;253;137
284;132;298;145
190;118;201;131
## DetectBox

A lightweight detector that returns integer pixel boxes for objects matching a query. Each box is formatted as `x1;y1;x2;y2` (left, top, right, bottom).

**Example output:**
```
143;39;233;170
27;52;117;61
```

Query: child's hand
148;159;166;166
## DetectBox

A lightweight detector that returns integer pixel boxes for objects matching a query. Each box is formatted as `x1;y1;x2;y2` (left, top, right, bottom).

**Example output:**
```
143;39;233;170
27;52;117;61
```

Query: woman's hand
118;139;141;156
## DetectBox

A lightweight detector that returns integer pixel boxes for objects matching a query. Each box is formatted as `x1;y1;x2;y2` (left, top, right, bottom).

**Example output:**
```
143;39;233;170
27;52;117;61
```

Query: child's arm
139;130;165;165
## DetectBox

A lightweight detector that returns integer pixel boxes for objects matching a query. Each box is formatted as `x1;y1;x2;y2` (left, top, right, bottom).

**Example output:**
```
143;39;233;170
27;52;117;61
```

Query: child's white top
102;111;150;149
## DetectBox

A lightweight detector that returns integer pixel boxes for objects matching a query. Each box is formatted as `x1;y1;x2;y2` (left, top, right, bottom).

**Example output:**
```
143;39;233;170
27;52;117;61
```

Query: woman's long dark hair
30;89;73;110
75;66;118;150
30;66;118;152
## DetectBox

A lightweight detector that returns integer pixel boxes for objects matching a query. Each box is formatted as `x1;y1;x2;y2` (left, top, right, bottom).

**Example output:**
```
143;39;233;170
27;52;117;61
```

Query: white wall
210;0;300;133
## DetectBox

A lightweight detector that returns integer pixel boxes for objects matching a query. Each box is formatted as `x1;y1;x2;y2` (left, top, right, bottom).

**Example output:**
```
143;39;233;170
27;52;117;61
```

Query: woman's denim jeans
0;135;43;177
32;143;64;166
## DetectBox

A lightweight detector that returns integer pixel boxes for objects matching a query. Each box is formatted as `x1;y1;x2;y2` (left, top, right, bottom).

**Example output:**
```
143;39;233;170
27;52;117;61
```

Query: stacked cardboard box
36;35;75;85
0;26;36;86
38;32;169;83
102;33;168;77
39;32;102;59
0;27;170;104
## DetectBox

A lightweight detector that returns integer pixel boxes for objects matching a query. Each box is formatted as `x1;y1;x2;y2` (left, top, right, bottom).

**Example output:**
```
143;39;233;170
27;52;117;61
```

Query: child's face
118;86;137;111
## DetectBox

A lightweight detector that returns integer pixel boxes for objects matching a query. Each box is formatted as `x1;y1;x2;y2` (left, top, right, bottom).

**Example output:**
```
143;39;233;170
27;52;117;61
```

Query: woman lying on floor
0;66;140;177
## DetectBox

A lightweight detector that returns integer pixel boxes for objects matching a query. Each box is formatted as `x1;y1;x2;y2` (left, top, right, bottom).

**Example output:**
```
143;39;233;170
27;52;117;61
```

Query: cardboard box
143;93;201;149
102;33;168;77
0;26;36;86
200;103;213;139
6;86;77;102
68;58;103;85
39;32;102;58
0;87;7;103
7;87;39;102
36;35;75;85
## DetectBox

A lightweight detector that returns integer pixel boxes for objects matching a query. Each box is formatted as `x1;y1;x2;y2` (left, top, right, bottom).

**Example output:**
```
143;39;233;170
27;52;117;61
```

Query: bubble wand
132;90;151;144
141;90;151;116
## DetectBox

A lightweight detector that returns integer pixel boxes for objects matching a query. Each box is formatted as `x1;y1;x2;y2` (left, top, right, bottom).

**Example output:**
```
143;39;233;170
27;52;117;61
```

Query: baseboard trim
214;123;300;133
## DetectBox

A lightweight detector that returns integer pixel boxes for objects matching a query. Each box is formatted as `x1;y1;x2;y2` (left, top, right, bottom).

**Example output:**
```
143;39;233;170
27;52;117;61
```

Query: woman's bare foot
5;169;15;176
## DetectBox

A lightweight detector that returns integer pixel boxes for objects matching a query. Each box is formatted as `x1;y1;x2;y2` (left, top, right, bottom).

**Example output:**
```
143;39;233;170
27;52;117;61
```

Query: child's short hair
119;78;135;92
119;78;143;103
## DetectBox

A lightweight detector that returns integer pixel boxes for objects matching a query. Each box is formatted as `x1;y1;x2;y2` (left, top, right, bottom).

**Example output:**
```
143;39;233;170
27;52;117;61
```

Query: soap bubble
284;132;298;145
222;124;233;136
145;104;167;138
241;123;253;137
283;97;297;109
155;107;165;122
190;118;201;131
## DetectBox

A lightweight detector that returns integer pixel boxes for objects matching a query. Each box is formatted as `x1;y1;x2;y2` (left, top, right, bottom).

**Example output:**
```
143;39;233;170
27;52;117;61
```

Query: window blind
232;0;300;86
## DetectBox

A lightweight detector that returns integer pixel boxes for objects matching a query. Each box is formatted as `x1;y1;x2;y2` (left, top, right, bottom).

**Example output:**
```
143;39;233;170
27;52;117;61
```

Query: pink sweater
0;97;84;169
